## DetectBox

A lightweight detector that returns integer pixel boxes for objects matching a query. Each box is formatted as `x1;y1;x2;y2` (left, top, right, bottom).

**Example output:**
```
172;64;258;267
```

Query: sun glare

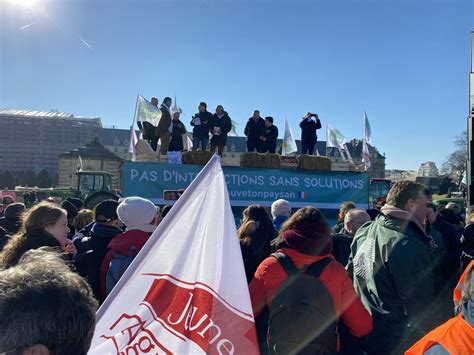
7;0;42;10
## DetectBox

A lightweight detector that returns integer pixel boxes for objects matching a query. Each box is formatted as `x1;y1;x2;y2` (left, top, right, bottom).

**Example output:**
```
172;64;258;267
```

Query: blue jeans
193;137;209;151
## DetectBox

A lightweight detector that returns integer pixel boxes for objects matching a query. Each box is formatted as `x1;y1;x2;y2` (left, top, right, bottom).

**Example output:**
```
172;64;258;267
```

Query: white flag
129;126;138;161
228;119;239;137
77;155;83;172
362;139;371;170
281;116;297;156
135;94;162;127
89;155;259;354
186;134;193;151
364;111;372;144
326;125;346;148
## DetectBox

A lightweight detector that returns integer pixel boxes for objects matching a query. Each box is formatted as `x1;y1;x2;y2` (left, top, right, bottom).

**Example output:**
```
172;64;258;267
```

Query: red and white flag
89;155;259;354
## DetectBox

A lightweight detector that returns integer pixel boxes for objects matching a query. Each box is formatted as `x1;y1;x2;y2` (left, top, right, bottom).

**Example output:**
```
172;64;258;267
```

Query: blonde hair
73;209;94;230
0;202;66;268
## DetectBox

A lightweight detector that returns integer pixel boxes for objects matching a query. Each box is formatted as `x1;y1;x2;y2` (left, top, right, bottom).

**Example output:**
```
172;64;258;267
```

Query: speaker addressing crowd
137;97;325;155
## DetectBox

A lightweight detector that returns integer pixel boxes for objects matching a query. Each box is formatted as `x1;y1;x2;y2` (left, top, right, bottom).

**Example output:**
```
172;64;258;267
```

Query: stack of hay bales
240;152;281;169
182;151;214;165
297;155;332;171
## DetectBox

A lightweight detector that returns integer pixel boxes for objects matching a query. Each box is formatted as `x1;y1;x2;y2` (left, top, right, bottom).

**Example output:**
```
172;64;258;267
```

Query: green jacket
347;213;437;353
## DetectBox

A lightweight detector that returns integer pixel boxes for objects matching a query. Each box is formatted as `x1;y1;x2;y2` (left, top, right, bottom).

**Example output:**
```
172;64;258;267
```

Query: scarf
281;221;332;256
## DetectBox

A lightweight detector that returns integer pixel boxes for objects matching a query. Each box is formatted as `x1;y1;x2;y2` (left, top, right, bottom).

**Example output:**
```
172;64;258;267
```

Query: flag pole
133;94;141;138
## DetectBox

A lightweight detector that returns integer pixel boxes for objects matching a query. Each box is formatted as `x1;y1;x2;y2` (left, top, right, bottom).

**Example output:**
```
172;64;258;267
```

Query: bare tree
441;130;467;189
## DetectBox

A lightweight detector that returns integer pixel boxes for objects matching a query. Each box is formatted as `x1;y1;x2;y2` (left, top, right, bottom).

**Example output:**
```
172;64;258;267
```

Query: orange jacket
453;259;474;306
405;313;474;354
249;248;373;338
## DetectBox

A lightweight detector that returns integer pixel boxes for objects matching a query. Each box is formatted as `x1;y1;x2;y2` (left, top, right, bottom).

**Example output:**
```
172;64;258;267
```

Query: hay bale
240;152;281;169
135;139;154;154
182;151;214;165
297;155;332;171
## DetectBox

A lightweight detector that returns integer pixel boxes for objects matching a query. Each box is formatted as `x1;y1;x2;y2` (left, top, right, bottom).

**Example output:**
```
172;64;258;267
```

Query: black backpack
268;252;337;355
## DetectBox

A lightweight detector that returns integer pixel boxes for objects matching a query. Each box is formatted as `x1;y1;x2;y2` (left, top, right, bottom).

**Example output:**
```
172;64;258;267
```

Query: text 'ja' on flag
135;94;162;127
326;125;346;148
281;116;297;156
89;155;259;354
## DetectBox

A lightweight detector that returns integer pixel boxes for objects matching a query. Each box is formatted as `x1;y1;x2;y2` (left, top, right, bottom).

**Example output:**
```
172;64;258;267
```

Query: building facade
0;109;102;174
58;137;123;190
418;161;439;177
326;139;386;178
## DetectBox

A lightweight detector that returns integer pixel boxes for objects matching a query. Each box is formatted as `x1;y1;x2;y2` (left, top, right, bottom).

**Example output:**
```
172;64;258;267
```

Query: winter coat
240;240;272;284
299;117;321;144
0;216;21;235
250;248;373;348
0;227;10;252
272;216;288;231
210;112;232;146
331;232;353;267
73;222;122;300
260;125;278;153
137;121;157;141
405;300;474;355
347;208;438;354
100;227;154;300
190;111;213;139
434;216;463;280
244;117;265;145
156;105;172;136
168;120;187;152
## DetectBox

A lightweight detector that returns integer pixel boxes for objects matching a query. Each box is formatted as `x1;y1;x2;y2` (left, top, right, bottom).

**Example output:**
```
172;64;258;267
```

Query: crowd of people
137;96;323;156
0;180;473;354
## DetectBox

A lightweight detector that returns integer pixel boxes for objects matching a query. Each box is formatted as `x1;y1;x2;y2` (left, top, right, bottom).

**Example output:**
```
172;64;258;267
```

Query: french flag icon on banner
299;191;308;199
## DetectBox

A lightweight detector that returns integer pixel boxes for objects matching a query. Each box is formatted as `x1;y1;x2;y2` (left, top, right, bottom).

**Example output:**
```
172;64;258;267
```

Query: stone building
326;139;386;178
58;137;123;190
418;161;439;177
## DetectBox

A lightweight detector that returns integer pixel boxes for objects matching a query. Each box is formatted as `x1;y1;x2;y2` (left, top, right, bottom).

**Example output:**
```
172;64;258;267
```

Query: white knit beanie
117;196;157;228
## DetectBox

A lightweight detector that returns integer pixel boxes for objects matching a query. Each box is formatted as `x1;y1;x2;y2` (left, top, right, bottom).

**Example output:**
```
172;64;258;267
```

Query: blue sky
1;0;472;170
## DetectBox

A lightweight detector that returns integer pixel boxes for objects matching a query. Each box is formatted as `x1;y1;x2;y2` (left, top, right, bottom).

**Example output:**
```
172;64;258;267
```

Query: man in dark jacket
137;97;159;151
434;210;463;281
299;112;321;155
0;203;25;235
332;209;370;267
168;110;187;152
73;199;122;300
347;181;440;354
190;102;213;151
156;97;172;155
244;110;265;152
210;105;232;156
259;116;278;153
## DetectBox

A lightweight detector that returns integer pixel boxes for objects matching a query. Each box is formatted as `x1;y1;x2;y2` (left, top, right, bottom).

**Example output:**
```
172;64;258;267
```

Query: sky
1;0;473;171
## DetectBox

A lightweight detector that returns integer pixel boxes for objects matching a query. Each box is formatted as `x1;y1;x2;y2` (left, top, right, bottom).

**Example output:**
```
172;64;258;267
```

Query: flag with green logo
326;125;346;148
134;95;162;127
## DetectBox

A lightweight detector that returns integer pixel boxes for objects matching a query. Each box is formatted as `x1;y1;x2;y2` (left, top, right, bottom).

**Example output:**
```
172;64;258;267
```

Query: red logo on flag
100;274;258;354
